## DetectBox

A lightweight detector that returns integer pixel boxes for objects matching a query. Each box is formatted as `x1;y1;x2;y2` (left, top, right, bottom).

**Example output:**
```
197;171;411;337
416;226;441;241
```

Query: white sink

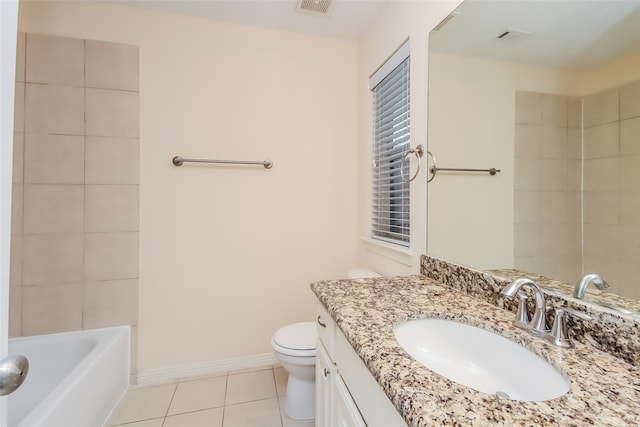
394;319;570;401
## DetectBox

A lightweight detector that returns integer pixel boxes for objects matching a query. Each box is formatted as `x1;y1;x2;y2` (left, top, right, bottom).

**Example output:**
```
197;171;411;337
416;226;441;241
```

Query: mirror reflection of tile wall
10;33;140;373
514;80;640;300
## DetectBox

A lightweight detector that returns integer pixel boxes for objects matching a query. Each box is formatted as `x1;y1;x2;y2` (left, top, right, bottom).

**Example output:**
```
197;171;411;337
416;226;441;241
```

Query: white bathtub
7;326;130;427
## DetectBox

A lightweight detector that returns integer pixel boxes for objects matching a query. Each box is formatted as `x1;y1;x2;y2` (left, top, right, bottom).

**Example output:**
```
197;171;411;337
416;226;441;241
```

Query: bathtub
7;326;130;427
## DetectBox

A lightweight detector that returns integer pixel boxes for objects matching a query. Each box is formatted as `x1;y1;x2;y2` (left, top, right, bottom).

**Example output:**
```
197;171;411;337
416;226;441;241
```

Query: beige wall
18;1;359;375
355;0;462;275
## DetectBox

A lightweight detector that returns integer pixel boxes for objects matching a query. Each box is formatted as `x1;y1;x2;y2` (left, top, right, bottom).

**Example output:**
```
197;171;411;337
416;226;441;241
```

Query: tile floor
105;367;314;427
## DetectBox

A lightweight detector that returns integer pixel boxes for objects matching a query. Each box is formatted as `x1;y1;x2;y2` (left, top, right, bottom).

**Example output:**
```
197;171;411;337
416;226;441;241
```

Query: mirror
427;0;640;316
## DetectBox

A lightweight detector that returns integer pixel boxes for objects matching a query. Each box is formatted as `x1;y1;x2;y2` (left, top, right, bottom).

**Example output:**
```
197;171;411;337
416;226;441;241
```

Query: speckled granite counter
311;276;640;427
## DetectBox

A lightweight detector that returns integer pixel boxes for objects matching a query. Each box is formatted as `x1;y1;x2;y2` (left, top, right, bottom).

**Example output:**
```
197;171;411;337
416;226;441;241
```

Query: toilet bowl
271;322;316;421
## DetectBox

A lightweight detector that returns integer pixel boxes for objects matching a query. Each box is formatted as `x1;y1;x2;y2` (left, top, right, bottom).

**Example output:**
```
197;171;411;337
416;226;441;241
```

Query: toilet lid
273;322;316;351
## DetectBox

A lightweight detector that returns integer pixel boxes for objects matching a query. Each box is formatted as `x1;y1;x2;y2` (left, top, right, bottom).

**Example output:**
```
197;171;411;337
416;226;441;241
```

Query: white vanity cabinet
315;301;406;427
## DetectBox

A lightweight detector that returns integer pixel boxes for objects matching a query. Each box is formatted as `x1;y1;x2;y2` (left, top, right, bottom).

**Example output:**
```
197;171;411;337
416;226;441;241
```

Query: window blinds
370;42;410;247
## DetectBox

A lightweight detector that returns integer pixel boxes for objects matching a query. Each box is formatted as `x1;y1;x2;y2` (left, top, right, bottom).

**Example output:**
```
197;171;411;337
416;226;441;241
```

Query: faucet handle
544;307;592;348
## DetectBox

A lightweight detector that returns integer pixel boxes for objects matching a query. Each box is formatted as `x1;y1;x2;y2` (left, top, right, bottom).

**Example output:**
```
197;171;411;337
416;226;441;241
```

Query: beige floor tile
225;369;277;405
274;367;287;397
168;375;227;415
106;383;176;425
164;408;224;427
223;398;281;427
279;397;316;427
109;418;164;427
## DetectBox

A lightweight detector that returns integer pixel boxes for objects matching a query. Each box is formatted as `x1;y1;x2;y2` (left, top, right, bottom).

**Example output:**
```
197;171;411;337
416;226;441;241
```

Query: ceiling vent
497;28;532;41
296;0;333;15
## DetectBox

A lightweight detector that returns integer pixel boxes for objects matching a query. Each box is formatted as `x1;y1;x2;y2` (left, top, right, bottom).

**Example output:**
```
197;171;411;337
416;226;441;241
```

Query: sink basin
394;319;570;401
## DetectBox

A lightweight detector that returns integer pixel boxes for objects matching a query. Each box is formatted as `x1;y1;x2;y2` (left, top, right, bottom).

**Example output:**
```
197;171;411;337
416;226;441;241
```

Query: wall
10;32;140;374
355;0;462;275
18;1;359;376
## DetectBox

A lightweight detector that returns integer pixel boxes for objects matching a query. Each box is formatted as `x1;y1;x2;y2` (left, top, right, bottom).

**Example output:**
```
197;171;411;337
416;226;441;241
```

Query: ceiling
109;0;388;40
430;0;640;71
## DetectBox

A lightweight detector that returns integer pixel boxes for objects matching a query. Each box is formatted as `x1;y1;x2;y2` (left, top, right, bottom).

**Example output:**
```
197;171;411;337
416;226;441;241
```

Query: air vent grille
297;0;333;15
497;28;532;41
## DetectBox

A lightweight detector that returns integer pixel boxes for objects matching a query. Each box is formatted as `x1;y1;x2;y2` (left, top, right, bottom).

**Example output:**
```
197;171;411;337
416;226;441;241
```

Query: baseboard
136;352;280;385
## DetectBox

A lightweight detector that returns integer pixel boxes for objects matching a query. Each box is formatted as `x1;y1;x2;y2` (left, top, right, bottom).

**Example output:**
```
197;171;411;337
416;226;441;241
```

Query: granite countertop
311;275;640;427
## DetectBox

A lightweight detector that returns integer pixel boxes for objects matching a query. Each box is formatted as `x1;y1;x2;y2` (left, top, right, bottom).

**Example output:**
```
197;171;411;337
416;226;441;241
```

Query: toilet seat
272;322;316;357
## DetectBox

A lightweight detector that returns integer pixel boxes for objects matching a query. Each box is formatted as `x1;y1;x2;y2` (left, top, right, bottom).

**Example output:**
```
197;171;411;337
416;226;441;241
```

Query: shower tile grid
106;367;315;427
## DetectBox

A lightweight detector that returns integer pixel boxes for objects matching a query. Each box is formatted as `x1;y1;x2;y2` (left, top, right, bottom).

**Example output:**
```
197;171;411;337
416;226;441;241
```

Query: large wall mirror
427;0;640;315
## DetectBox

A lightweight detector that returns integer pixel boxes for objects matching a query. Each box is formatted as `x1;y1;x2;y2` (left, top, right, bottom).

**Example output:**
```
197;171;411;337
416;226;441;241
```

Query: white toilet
271;321;316;421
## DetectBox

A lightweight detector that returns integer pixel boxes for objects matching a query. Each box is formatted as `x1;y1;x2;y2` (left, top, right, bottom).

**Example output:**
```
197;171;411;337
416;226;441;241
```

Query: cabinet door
316;339;336;427
334;375;367;427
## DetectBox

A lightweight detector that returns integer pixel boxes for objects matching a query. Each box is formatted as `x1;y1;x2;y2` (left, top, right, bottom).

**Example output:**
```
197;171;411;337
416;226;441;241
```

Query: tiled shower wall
582;80;640;299
514;80;640;299
513;92;582;283
10;33;140;370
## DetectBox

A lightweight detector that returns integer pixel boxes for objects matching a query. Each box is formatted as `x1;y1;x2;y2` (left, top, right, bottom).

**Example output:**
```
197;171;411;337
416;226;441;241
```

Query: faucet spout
502;278;547;333
574;273;609;299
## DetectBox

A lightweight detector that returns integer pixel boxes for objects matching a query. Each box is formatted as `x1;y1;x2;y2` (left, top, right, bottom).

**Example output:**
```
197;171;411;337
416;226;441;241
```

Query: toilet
271;321;316;421
272;268;381;421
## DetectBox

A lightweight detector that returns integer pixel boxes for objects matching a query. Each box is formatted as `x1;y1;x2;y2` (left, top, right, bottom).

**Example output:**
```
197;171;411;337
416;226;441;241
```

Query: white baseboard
136;352;280;385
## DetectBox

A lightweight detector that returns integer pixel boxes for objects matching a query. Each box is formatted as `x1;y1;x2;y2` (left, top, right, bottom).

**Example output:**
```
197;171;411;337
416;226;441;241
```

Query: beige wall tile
535;255;567;282
540;126;567;159
514;224;541;257
86;88;139;137
619;191;640;225
14;82;24;133
85;185;139;232
514;158;539;191
566;160;582;192
85;232;139;281
9;287;22;338
514;124;541;158
84;279;138;328
567;128;582;160
538;191;567;224
619;154;640;192
566;192;582;225
15;32;25;82
539;159;566;192
583;191;618;225
515;91;542;125
86;40;139;91
23;233;84;285
22;283;83;335
514;191;539;224
23;184;84;234
25;84;84;135
10;235;22;288
24;134;84;184
583;87;619;127
583;157;618;192
583;224;617;259
567;96;582;129
616;262;640;300
542;94;567;127
620;80;640;120
11;184;22;235
584;122;619;159
85;137;139;184
616;225;640;265
13;133;23;184
25;34;84;86
620;117;640;155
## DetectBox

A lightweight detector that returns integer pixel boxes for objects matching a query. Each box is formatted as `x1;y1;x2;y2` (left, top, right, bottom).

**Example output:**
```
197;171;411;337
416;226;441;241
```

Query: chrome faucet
574;273;609;299
501;278;548;335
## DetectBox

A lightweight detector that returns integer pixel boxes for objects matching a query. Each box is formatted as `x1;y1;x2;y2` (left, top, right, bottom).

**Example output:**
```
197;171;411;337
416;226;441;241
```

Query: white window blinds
370;41;410;247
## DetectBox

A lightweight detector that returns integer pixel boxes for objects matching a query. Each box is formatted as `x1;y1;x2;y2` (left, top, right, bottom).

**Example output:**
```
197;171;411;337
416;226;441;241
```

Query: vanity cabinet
315;301;406;427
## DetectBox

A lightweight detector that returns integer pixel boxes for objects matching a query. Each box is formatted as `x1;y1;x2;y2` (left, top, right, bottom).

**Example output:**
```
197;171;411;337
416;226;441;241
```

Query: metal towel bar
172;156;273;169
427;151;499;182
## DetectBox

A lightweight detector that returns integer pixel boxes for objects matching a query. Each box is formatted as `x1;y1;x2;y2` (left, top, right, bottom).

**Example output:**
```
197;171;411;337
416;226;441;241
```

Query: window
370;41;410;247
